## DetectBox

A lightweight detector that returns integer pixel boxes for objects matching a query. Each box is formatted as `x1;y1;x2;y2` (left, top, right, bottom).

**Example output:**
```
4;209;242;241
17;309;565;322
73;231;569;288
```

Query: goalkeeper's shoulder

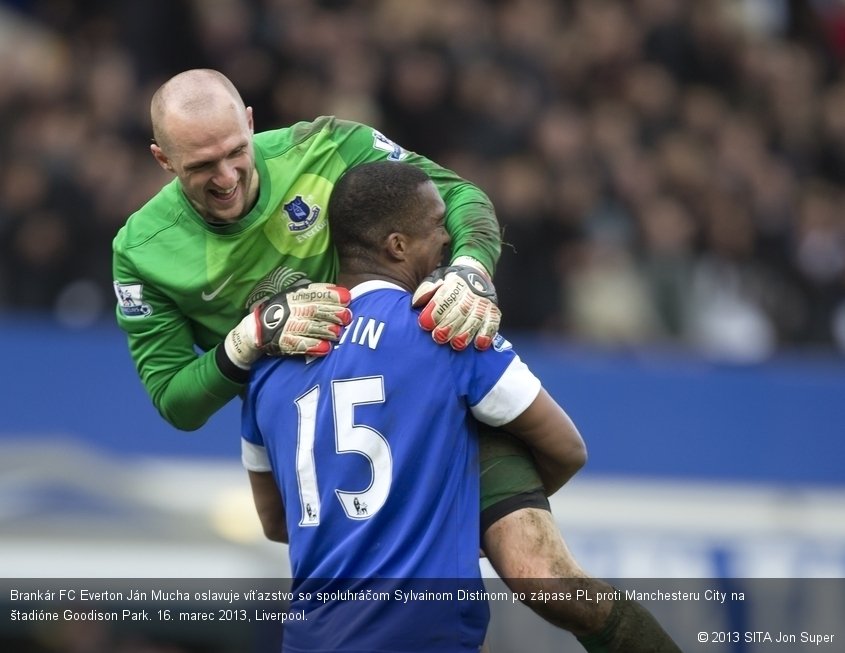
113;180;184;254
257;116;385;164
263;115;368;145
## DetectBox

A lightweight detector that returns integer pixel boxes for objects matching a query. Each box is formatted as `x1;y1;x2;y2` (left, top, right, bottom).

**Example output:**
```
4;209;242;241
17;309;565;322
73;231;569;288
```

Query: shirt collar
349;279;406;300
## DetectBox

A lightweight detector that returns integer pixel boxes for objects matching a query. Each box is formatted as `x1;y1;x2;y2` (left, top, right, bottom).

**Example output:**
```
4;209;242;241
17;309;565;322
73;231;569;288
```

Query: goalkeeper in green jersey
112;69;681;652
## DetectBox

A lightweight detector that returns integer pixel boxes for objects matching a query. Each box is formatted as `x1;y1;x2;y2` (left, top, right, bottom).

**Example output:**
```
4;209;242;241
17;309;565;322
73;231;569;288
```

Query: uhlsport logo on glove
290;288;339;303
466;271;491;296
263;304;288;330
451;266;496;301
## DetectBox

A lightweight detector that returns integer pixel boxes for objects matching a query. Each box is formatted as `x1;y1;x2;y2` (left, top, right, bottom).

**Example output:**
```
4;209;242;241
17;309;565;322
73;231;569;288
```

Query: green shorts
478;424;550;533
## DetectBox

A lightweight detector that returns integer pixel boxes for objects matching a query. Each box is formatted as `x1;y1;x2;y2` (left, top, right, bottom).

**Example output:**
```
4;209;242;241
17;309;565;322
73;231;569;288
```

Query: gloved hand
411;262;501;351
225;283;352;368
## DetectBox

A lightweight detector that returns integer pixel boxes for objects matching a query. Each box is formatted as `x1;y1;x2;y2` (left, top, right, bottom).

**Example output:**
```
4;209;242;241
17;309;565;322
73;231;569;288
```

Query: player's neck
338;270;413;293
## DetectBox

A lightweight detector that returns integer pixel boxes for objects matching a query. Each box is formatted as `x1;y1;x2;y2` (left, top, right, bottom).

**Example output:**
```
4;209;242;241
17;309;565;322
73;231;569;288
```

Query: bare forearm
502;389;587;496
248;471;288;543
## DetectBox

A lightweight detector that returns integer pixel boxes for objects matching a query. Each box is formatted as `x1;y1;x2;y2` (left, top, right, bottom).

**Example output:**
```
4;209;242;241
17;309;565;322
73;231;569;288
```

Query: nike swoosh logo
201;274;234;301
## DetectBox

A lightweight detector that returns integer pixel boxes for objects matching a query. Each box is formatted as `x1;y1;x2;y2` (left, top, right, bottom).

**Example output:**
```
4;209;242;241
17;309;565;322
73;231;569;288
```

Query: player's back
244;280;492;652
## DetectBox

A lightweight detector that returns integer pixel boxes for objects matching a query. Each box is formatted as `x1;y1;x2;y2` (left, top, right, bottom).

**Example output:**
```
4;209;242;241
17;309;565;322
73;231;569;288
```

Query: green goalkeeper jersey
113;116;501;430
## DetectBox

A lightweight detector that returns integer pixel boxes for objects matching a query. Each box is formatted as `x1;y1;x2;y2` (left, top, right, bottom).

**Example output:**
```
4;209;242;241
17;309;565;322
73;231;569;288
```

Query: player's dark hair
328;161;434;262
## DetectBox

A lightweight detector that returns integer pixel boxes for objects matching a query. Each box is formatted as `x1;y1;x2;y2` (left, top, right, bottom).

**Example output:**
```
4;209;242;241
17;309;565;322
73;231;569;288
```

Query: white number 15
293;376;392;527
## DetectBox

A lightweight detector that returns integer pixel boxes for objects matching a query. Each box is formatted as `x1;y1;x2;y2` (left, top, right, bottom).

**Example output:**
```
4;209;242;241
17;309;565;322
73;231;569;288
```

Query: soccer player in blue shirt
243;161;682;652
241;161;588;652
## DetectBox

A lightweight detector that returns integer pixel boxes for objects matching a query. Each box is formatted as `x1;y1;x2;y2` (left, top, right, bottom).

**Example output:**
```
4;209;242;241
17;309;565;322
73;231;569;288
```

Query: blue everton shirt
242;280;541;653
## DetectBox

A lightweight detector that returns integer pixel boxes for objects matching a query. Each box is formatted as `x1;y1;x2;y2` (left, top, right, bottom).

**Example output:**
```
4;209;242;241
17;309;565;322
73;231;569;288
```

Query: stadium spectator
1;0;844;357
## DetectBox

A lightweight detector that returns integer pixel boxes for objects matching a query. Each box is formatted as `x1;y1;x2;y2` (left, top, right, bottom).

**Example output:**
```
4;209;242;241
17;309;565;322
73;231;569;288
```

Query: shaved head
148;69;258;224
151;69;246;152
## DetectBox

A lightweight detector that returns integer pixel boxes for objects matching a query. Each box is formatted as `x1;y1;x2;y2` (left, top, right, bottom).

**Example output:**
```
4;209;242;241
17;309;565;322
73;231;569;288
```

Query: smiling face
151;78;259;224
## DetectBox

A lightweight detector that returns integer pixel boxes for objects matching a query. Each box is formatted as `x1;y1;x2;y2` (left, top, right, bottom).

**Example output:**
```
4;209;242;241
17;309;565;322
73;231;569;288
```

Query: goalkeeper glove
225;283;352;368
411;259;501;351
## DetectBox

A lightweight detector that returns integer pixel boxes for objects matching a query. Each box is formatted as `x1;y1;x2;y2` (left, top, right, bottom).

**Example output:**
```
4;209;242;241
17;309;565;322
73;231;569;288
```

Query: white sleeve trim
241;439;272;472
470;355;541;427
451;255;490;277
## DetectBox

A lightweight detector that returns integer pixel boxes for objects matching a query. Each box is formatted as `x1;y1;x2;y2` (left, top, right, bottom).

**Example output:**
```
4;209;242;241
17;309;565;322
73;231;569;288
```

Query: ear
150;143;174;173
246;106;255;133
385;232;408;262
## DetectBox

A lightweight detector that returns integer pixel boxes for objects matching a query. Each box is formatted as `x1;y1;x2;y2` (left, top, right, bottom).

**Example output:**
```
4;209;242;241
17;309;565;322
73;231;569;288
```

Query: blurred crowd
2;0;845;359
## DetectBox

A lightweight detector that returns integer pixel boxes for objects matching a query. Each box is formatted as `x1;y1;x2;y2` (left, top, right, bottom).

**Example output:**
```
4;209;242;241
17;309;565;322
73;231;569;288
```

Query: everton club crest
283;195;321;232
